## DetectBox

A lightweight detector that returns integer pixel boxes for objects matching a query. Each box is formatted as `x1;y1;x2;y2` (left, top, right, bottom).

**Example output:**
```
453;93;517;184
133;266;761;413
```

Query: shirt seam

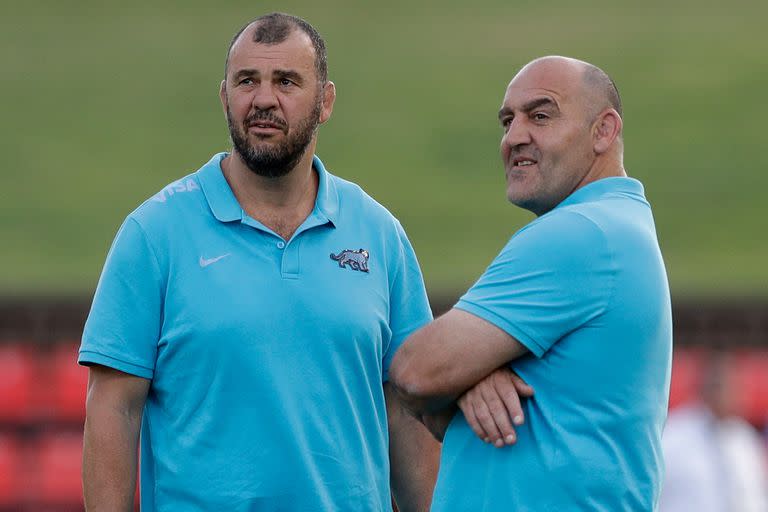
563;210;618;319
454;300;545;357
78;349;155;375
127;216;167;332
384;219;408;361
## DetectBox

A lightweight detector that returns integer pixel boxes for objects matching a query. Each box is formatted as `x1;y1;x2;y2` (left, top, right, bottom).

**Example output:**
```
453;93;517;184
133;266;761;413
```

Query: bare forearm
391;381;458;442
390;309;528;411
386;385;441;511
390;376;457;442
391;381;457;419
82;408;141;511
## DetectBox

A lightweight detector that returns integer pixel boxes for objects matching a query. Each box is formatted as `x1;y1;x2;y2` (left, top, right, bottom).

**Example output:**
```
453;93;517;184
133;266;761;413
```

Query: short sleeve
382;221;433;381
78;217;165;379
455;211;615;358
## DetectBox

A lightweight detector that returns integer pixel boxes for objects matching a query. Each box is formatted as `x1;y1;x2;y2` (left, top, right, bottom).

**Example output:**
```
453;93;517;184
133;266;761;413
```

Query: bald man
391;57;673;510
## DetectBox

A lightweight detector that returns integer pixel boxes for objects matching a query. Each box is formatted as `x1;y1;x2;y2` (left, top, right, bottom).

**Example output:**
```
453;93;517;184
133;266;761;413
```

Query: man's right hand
457;367;533;448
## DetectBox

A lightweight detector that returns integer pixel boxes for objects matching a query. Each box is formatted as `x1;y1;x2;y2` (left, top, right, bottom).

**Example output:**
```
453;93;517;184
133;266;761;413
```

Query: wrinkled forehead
502;61;583;109
228;25;316;71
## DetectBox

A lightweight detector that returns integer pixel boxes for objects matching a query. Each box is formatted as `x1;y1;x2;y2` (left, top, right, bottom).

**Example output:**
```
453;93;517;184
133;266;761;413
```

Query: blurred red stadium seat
31;432;84;507
0;344;36;423
669;348;768;426
0;434;23;506
48;342;88;423
668;347;704;409
733;350;768;425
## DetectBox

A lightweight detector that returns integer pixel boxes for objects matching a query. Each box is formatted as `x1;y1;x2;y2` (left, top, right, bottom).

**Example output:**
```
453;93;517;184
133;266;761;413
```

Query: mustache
506;146;540;161
244;111;288;131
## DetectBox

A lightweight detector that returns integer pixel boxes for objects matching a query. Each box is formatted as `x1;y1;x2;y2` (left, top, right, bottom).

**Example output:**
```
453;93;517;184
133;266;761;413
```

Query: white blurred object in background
659;351;768;512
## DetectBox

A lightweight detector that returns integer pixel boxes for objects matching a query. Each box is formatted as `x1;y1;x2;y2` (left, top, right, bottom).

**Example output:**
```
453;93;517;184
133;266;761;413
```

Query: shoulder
323;170;420;277
483;207;617;304
505;207;610;262
326;171;405;234
528;206;606;239
126;172;205;235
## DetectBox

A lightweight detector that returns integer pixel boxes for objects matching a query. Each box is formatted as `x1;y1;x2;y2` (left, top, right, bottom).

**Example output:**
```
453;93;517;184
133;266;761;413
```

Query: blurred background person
659;349;768;512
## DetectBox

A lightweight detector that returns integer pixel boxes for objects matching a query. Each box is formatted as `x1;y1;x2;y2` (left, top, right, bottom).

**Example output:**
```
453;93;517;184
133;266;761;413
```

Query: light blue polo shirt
433;178;672;511
79;153;432;512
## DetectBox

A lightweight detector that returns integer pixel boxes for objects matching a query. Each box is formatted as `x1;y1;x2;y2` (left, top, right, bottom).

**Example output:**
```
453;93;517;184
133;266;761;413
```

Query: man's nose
502;118;531;148
250;83;279;110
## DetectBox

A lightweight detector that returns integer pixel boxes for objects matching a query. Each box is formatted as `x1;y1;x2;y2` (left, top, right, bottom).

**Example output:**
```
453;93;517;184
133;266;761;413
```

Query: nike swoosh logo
199;253;231;268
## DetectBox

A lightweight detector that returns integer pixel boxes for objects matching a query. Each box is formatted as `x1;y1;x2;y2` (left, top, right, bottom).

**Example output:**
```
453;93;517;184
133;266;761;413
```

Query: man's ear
319;81;336;124
593;108;622;154
219;80;228;114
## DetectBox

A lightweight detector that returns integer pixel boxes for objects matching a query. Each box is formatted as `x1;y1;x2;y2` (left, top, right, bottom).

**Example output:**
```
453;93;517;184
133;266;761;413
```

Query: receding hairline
224;13;328;83
227;21;312;60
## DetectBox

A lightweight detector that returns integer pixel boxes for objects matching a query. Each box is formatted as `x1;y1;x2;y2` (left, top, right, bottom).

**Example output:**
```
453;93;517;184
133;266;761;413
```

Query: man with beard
79;13;439;511
391;57;672;510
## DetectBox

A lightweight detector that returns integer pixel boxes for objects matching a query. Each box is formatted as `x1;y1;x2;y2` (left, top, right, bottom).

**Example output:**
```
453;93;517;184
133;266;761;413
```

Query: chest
155;220;391;365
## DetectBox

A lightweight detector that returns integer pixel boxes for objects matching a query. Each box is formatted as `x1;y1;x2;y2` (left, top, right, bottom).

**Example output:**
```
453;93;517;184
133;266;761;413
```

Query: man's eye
533;112;549;120
239;78;253;85
280;79;294;86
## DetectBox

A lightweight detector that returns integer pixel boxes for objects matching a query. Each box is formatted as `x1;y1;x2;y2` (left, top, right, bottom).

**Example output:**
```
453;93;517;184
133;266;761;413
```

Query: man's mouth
245;114;287;134
512;156;537;168
248;122;283;131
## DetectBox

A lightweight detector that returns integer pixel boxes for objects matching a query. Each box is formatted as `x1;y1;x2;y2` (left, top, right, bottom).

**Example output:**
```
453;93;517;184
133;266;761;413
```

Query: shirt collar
197;153;340;226
197;153;240;222
312;155;340;226
556;176;647;210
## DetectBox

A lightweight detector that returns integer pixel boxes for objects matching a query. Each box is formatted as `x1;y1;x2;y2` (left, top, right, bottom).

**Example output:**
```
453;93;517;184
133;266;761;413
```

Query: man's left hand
457;367;533;448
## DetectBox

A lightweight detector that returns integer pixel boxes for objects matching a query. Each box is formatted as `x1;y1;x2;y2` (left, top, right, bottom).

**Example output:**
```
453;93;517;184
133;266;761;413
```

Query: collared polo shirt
79;153;432;512
432;177;672;511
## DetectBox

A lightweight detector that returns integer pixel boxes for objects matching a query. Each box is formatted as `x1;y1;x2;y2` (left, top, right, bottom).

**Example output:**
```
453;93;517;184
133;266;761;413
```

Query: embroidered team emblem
330;249;370;273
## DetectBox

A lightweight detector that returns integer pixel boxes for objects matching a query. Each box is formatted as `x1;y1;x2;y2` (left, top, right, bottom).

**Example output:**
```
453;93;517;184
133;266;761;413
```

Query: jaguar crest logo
330;248;370;273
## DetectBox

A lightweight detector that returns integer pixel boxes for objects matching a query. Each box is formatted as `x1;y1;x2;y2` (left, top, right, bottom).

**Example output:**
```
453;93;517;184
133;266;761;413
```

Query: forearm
391;309;530;420
391;385;458;442
82;407;142;511
386;385;441;511
390;381;457;419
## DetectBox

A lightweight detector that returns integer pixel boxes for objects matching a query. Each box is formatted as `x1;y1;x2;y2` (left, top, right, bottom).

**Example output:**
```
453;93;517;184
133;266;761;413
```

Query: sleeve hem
78;350;154;379
454;300;546;358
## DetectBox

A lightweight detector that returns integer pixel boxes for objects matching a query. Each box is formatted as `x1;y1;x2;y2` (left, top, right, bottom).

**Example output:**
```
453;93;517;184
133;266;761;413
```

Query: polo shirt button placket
280;238;300;279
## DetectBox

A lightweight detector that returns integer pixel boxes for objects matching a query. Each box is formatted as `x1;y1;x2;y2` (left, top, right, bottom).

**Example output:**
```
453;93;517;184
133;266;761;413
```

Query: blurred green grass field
2;0;766;298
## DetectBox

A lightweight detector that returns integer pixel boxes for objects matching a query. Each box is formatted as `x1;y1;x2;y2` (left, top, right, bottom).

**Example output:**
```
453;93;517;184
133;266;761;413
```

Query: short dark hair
583;63;622;118
224;12;328;83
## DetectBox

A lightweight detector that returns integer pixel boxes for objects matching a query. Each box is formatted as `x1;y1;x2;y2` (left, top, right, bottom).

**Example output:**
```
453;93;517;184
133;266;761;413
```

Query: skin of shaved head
519;56;622;129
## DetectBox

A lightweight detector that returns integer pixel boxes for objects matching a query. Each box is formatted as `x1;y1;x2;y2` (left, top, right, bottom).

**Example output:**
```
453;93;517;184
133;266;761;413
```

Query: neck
220;141;319;240
573;152;626;192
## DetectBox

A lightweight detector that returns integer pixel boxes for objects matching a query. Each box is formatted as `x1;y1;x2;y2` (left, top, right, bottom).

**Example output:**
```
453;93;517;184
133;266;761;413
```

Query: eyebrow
232;68;258;81
498;97;559;120
274;69;304;85
231;68;305;85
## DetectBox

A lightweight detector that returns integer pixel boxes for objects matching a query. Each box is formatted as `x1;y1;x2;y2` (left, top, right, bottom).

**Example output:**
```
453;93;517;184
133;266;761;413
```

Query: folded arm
389;308;529;418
